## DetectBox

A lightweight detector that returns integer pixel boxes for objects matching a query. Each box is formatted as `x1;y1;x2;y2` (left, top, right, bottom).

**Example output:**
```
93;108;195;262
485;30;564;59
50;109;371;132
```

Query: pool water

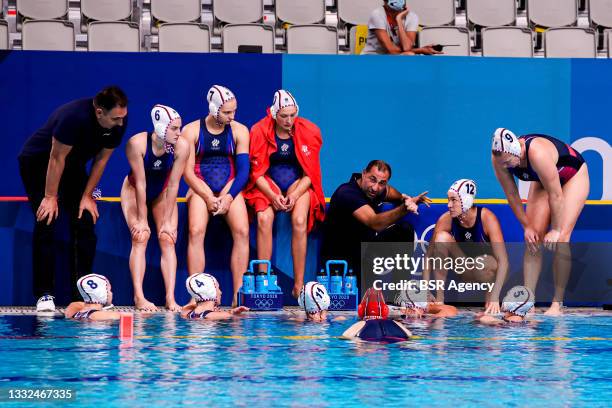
1;313;611;407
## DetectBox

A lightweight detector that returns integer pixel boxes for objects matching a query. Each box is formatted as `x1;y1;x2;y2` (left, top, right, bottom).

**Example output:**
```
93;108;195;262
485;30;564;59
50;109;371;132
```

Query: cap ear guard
270;89;299;120
502;285;535;317
448;179;477;213
358;288;389;320
492;128;521;158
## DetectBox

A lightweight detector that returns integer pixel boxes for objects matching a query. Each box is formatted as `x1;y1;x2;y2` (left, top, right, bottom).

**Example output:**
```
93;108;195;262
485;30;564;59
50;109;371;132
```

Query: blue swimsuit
451;206;490;243
187;310;213;319
268;135;303;193
72;309;99;320
128;133;174;203
509;134;585;186
357;319;410;343
194;118;236;194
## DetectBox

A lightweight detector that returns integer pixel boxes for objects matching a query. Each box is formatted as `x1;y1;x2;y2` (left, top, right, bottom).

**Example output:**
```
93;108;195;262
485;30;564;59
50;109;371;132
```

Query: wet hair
94;86;128;111
365;160;392;179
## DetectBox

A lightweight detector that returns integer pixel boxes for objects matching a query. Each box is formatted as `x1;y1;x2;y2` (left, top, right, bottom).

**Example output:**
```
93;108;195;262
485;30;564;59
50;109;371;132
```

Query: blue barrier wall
1;51;610;306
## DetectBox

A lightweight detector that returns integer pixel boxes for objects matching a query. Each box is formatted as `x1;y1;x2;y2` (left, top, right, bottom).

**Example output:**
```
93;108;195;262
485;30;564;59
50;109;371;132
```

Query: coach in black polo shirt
321;160;430;280
18;86;128;312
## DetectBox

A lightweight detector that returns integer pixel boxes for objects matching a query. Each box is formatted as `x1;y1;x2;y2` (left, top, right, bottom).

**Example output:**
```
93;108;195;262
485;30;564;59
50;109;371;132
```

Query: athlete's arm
492;154;528;228
255;176;286;211
181;124;217;205
341;321;366;339
125;135;148;228
353;202;408;232
528;144;563;234
215;123;250;215
37;138;72;225
79;147;114;223
89;310;121;321
158;137;189;242
395;9;414;52
285;176;312;211
482;208;509;309
374;29;403;54
64;302;84;318
422;213;452;282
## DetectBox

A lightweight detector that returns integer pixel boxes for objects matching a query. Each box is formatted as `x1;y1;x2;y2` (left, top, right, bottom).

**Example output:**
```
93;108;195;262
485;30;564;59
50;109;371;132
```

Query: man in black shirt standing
18;86;128;312
321;160;430;281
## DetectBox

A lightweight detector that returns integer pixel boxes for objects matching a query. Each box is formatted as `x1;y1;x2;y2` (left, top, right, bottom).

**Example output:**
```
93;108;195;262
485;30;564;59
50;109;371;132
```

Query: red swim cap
358;288;389;320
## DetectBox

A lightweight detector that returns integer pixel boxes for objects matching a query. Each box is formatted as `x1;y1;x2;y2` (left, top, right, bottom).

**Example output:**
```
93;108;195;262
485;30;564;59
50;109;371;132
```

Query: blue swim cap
387;0;406;11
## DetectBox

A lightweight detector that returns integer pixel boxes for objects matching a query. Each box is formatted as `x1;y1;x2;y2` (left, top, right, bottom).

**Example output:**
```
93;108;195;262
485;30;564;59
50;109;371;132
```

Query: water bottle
330;268;343;294
344;268;357;295
316;268;329;291
269;268;279;292
242;268;254;294
255;268;268;293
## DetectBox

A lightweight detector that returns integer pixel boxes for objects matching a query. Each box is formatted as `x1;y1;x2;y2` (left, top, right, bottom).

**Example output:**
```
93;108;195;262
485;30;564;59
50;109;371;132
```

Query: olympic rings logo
254;299;275;308
330;299;346;309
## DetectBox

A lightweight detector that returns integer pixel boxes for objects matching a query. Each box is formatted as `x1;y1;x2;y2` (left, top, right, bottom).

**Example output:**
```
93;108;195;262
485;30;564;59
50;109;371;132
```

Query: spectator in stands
362;0;441;55
182;85;250;307
121;105;189;312
18;86;128;314
320;160;430;280
244;90;325;299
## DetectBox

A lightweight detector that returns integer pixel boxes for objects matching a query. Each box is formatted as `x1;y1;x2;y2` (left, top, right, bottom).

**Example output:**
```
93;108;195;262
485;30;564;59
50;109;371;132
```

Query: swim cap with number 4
186;273;218;302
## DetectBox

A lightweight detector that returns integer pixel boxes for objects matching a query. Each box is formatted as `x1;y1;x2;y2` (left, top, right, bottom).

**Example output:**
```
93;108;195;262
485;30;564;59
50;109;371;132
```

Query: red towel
244;109;325;232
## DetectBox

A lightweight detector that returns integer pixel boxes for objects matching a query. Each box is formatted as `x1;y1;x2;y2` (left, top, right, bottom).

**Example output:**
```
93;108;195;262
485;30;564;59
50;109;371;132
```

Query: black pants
321;220;414;287
18;156;97;300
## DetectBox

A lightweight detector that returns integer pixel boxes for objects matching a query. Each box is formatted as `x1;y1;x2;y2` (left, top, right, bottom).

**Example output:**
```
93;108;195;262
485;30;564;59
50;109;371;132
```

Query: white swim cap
502;285;534;317
298;282;330;314
492;128;521;157
77;274;111;305
186;273;219;303
395;287;428;311
207;85;235;121
448;179;477;214
151;104;180;141
270;89;299;120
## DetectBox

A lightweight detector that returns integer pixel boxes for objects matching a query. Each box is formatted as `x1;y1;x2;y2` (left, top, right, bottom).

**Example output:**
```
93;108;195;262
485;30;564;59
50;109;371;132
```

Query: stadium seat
589;0;612;29
88;21;140;51
222;23;274;53
467;0;516;27
482;26;533;57
151;0;201;23
17;0;68;20
419;26;470;56
337;0;383;26
158;23;210;52
528;0;577;28
545;27;596;57
287;25;338;54
81;0;132;22
22;20;74;51
0;20;9;50
213;0;263;24
405;0;455;26
276;0;326;25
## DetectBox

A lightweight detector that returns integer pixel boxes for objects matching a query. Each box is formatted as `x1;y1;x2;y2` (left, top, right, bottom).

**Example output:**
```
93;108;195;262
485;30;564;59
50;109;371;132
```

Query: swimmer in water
341;288;411;342
395;287;458;318
476;285;535;325
181;273;249;320
65;274;120;321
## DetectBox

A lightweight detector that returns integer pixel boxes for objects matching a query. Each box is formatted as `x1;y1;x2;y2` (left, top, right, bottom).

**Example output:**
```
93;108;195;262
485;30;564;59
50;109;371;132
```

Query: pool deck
0;306;610;317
